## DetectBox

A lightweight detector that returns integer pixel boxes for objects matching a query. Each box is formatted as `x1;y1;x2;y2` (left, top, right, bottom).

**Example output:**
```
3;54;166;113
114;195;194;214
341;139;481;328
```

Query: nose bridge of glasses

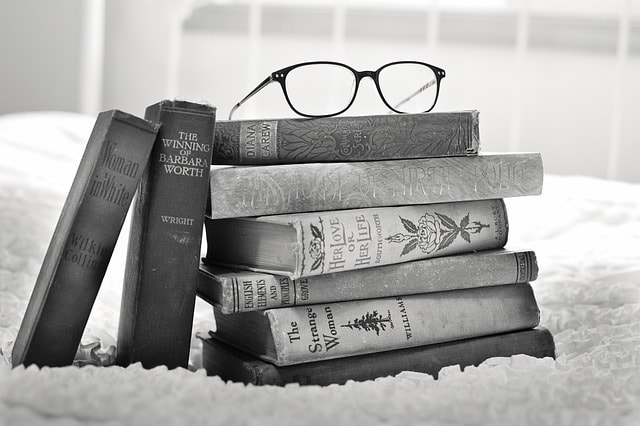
347;69;392;113
355;70;377;81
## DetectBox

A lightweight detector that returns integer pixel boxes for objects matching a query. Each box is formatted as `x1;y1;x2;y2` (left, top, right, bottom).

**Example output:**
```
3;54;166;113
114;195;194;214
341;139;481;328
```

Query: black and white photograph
1;0;639;424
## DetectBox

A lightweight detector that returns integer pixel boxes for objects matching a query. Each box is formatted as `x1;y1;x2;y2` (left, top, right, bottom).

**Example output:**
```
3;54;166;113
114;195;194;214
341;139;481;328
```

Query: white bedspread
1;112;639;425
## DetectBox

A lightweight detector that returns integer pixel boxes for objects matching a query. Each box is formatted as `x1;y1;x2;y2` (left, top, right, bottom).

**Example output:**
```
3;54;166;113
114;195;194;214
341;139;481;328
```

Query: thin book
198;248;538;313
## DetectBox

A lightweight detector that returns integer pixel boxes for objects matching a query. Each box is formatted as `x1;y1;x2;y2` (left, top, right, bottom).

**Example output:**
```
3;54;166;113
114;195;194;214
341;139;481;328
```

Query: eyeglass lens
284;63;357;117
282;62;439;117
378;63;439;113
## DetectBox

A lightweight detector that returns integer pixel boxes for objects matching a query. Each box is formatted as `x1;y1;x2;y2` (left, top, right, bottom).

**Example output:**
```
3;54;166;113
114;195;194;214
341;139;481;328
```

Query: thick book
208;152;543;218
212;282;541;366
201;327;555;386
205;198;509;279
12;110;159;368
117;100;216;369
212;110;480;165
198;249;538;313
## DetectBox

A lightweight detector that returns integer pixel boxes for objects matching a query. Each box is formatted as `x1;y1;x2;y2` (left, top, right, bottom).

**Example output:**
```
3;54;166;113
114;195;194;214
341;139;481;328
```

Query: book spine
296;198;507;278
208;152;543;218
203;328;555;386
206;199;508;279
265;283;540;365
200;249;538;313
117;100;216;369
212;111;479;165
199;267;293;313
12;110;158;368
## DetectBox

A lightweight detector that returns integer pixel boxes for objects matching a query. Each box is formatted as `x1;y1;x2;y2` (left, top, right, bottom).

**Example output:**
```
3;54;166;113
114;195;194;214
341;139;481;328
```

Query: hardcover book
201;327;556;386
12;110;159;367
208;152;543;218
198;249;538;313
212;283;541;366
205;199;509;279
212;110;480;165
117;100;216;369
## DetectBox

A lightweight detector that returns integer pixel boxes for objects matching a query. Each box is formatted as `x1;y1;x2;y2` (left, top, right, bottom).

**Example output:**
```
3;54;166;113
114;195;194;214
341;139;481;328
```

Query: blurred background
1;0;639;182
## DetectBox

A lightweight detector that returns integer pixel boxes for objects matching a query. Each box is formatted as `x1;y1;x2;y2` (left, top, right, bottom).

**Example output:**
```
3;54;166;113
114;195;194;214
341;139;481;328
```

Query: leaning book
205;199;508;279
198;249;538;313
12;110;159;368
201;328;555;386
117;100;216;369
212;283;541;366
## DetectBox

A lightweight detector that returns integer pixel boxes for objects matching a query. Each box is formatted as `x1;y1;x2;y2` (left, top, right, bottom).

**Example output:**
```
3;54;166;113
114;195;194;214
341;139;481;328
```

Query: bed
1;111;639;425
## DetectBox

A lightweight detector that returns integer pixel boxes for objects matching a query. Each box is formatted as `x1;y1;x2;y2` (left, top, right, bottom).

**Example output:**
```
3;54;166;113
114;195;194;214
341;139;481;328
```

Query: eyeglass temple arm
391;78;437;111
228;75;274;120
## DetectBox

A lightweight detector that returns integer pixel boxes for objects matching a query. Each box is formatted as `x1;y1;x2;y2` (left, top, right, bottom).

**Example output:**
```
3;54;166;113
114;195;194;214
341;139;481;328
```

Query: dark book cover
12;110;159;367
117;100;216;369
201;328;555;386
212;110;479;165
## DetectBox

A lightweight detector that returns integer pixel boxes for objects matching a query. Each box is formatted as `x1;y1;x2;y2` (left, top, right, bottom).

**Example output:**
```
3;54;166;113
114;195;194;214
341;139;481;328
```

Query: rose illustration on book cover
308;223;325;272
387;211;490;256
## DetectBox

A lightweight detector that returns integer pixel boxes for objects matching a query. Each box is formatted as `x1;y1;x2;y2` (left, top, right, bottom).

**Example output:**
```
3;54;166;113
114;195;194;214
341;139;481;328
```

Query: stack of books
9;102;555;378
197;111;555;386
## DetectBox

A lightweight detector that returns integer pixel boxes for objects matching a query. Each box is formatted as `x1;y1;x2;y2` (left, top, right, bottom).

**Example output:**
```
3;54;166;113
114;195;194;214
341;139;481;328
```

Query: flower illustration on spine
340;310;394;336
387;211;489;256
308;223;324;272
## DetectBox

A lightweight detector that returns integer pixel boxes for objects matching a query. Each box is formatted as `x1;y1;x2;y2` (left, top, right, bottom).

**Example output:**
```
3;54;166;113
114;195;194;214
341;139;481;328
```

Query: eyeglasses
228;60;446;119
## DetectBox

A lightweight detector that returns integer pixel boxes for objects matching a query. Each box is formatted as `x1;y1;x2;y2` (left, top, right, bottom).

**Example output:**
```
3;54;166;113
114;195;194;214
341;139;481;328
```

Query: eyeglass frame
228;60;446;119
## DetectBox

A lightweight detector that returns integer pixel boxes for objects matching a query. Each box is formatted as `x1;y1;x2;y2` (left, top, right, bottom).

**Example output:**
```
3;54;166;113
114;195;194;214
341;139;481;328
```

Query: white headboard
26;0;640;182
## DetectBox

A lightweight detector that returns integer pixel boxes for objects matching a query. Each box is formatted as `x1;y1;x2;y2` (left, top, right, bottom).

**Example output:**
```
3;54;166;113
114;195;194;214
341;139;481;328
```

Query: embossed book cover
208;152;543;218
213;111;479;165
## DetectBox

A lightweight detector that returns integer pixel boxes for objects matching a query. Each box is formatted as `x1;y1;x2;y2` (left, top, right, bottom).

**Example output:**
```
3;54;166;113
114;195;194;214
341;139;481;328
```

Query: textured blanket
1;112;639;425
